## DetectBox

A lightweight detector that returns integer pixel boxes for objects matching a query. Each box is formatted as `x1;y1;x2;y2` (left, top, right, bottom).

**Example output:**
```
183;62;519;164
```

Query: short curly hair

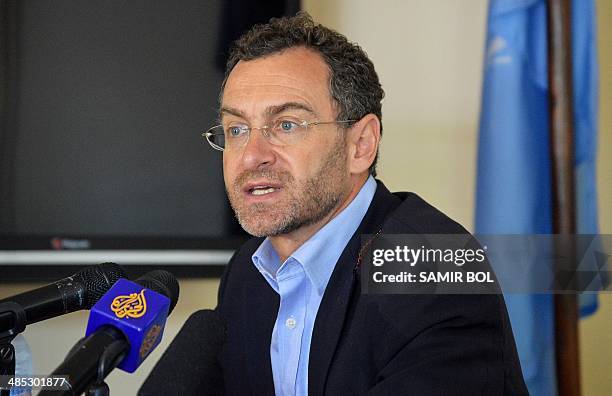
221;12;385;176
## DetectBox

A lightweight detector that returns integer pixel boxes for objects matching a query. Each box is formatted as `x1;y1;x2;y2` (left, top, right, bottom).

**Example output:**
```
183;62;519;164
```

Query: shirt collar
252;176;377;296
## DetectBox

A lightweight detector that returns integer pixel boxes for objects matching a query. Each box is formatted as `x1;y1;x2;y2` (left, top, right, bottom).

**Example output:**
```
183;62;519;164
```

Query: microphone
41;270;180;396
138;309;226;396
0;263;127;333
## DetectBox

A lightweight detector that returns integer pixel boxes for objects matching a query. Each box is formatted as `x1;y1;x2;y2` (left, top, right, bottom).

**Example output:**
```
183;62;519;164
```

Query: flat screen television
0;0;298;280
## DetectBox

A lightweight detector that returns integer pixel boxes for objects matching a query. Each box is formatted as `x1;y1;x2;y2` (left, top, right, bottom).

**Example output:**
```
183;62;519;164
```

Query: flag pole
546;0;581;395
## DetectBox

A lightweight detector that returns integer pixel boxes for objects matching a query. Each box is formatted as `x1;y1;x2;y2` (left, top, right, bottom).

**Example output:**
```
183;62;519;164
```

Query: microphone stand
83;338;127;396
40;328;128;396
0;302;27;396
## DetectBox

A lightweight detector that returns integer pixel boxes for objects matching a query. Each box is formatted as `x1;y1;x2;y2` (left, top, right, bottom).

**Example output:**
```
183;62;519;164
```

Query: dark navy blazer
216;181;528;395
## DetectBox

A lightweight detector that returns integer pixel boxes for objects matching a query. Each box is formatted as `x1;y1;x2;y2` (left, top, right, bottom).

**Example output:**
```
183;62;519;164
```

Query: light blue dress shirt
252;176;377;396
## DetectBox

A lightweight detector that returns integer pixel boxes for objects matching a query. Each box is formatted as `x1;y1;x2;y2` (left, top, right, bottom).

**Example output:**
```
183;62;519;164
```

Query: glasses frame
202;119;358;151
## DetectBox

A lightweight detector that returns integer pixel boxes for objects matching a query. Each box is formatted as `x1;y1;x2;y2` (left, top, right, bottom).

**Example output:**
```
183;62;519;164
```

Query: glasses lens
267;119;307;146
206;126;226;150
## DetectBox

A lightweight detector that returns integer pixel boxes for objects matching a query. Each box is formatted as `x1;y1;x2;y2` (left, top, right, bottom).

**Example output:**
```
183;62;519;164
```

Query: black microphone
41;270;180;396
0;263;127;333
138;309;226;396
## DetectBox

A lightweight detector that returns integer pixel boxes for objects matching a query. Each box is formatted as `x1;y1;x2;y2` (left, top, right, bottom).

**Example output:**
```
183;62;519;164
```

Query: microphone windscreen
135;270;180;314
76;262;127;309
138;309;226;396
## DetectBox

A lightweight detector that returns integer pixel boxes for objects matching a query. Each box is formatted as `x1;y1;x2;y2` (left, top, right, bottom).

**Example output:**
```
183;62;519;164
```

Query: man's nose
240;127;276;170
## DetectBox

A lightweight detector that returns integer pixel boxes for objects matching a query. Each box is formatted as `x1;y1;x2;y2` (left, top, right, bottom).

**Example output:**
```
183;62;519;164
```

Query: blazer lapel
308;180;401;395
243;265;279;394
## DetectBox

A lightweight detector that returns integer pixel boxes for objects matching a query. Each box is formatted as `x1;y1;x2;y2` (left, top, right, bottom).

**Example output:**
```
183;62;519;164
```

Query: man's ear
347;114;381;175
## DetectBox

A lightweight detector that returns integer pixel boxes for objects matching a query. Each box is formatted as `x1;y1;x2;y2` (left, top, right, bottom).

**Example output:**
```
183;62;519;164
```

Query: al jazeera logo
111;289;147;319
110;289;163;359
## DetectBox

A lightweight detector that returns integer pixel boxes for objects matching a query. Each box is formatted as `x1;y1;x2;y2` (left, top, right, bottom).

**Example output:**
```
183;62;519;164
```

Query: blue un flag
475;0;599;395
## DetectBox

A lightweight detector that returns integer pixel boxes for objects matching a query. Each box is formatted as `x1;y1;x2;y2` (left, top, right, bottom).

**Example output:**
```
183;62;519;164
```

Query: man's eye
227;126;246;137
277;120;299;133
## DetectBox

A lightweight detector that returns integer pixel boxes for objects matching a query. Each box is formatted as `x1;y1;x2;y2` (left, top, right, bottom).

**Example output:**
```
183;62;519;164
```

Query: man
211;12;527;395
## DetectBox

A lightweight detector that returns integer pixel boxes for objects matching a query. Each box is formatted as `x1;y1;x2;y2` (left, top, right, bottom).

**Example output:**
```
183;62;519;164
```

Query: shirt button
285;317;297;329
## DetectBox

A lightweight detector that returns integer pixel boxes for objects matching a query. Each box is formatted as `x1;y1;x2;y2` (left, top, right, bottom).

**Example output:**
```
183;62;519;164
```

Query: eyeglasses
202;119;357;151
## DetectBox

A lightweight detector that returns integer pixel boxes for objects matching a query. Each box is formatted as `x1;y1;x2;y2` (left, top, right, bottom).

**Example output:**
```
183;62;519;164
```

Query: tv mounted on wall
0;0;298;280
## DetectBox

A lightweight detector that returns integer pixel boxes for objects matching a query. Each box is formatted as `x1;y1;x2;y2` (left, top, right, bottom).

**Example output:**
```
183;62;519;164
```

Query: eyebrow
218;106;246;120
265;102;316;117
219;102;316;121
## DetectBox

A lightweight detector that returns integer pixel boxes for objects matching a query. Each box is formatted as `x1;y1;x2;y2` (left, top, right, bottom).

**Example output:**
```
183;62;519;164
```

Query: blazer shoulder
386;192;469;235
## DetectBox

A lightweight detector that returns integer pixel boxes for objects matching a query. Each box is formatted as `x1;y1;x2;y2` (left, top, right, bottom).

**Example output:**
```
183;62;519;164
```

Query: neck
270;174;369;262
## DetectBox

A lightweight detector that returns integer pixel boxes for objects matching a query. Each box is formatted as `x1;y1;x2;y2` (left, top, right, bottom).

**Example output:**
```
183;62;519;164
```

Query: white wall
305;0;488;231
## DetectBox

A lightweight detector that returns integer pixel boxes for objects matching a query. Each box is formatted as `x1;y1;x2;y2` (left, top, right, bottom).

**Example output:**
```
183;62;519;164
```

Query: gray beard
227;144;348;237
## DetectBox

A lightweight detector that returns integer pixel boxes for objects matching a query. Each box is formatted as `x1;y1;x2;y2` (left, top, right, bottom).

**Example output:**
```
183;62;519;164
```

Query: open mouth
243;181;283;197
249;186;278;196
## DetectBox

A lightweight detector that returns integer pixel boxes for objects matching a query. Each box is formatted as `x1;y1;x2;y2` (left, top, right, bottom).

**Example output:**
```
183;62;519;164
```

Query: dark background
0;0;298;279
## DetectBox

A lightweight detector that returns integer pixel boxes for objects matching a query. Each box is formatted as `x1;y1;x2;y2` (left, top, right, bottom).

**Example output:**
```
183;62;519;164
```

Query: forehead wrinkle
224;81;324;100
224;85;315;102
231;72;327;87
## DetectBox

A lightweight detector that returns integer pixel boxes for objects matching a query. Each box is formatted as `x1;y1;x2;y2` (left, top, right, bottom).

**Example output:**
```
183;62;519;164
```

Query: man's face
221;47;352;237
